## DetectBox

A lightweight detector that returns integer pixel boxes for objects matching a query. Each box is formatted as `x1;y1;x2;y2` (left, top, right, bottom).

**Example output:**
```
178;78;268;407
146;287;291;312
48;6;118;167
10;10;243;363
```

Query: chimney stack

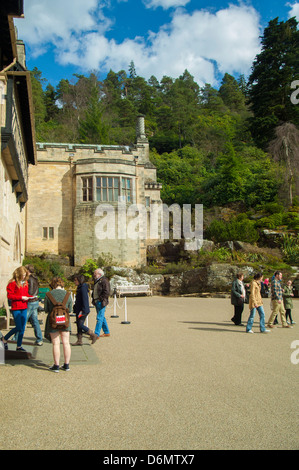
136;114;147;141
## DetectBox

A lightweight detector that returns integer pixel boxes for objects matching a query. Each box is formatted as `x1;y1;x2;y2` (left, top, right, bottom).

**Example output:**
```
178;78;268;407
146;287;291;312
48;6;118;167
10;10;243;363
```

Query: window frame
82;176;93;202
81;175;133;203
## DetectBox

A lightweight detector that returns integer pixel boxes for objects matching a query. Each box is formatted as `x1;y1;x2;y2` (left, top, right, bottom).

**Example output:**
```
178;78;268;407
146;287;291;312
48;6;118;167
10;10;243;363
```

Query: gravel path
1;296;298;450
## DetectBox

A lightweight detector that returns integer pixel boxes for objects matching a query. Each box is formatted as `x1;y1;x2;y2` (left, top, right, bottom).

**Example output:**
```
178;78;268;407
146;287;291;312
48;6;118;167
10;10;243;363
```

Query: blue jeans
27;301;43;342
4;309;27;347
94;301;110;337
246;306;266;332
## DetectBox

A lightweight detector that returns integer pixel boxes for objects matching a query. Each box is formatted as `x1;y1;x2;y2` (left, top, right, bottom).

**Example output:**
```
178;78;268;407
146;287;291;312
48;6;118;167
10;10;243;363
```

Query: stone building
26;116;163;267
0;1;36;307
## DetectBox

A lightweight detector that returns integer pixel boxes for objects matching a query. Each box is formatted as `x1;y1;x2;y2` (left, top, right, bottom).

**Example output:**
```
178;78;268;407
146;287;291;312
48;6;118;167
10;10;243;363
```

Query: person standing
44;277;73;372
267;271;291;329
231;272;246;326
25;264;43;346
92;268;110;340
72;274;98;345
283;280;295;325
246;273;270;334
1;267;31;351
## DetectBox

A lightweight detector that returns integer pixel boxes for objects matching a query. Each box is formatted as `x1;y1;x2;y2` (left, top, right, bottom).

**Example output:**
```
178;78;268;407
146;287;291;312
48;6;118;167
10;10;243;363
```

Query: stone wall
26;161;74;256
0;153;26;305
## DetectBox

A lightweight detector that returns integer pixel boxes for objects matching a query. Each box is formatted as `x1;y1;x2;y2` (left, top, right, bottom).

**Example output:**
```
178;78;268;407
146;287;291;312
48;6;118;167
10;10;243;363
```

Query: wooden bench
115;285;153;297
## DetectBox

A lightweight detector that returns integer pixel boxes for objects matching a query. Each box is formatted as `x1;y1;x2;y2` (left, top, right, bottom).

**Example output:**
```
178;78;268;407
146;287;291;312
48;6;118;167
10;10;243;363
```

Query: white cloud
287;2;299;18
144;0;191;9
16;0;112;55
16;2;261;86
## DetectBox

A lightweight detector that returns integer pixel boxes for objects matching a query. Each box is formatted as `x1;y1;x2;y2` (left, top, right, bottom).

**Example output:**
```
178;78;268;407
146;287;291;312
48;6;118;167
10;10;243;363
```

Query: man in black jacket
92;268;111;339
26;264;43;345
231;272;247;326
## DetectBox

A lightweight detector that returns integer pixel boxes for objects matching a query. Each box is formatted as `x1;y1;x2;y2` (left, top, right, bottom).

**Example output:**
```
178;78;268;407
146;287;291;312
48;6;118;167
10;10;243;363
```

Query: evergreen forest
30;17;299;254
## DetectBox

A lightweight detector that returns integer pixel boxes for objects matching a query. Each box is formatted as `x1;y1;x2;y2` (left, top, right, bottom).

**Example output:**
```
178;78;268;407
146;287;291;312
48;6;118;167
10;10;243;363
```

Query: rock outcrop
107;263;255;296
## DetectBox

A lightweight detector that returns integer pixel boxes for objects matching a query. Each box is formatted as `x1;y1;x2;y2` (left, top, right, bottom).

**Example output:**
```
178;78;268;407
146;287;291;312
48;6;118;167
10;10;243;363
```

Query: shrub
80;259;98;280
206;215;259;244
97;252;117;267
282;212;299;230
261;202;285;214
0;307;6;316
22;256;64;282
281;234;299;264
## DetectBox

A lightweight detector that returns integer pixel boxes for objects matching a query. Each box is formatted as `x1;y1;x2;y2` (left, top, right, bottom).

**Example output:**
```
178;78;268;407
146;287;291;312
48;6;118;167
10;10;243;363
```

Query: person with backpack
44;277;73;372
25;264;43;346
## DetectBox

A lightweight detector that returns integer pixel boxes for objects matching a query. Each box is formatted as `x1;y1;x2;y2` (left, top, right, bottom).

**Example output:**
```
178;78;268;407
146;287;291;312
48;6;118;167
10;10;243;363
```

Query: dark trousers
76;314;89;335
285;309;293;323
232;305;244;325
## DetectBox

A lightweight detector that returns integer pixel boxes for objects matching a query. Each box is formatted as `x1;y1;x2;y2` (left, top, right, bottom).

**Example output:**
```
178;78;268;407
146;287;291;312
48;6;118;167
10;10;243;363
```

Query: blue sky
15;0;299;88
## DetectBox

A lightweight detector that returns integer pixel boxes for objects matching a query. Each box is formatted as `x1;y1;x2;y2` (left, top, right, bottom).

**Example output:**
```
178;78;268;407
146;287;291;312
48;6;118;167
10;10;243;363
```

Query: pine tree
219;73;247;113
248;17;299;148
78;85;110;144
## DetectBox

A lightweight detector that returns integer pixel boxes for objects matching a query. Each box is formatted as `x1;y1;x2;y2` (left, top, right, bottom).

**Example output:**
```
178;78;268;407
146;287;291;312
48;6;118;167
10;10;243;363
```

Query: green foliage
206;215;259;244
282;212;299;230
248;17;299;148
219;73;247;113
254;211;299;230
30;36;299;210
0;307;6;316
78;85;110;144
80;253;117;280
80;259;98;280
22;256;64;282
97;252;117;267
30;67;47;127
280;234;299;264
258;202;285;214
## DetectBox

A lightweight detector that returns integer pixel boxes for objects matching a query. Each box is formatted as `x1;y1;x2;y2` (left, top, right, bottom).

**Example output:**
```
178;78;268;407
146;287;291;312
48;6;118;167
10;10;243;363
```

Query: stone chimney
136;114;147;141
16;39;26;69
135;114;149;162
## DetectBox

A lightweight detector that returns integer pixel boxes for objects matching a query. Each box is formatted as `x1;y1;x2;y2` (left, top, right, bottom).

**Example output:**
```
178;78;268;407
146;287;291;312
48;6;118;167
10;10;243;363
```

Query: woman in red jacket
1;266;31;351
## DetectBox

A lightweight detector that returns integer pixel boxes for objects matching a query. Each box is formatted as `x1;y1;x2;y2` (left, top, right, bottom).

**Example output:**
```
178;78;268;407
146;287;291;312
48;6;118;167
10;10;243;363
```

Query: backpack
46;291;71;329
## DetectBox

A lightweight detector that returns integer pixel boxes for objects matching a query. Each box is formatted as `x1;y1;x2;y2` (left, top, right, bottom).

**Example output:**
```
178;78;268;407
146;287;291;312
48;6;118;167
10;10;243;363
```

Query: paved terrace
0;296;298;450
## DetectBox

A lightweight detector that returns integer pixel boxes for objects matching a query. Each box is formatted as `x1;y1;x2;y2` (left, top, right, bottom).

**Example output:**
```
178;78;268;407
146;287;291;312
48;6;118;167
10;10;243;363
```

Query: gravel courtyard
1;296;298;450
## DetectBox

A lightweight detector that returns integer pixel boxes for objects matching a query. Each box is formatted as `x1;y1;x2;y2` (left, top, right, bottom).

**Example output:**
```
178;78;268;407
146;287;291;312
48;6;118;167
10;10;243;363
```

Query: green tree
165;70;200;148
44;84;59;121
78;85;110;144
199;84;228;114
30;67;47;127
248;17;299;148
219;73;247;113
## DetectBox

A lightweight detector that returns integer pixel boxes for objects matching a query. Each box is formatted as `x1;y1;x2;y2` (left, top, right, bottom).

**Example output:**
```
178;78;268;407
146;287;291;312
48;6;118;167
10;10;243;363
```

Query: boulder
204;264;254;292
